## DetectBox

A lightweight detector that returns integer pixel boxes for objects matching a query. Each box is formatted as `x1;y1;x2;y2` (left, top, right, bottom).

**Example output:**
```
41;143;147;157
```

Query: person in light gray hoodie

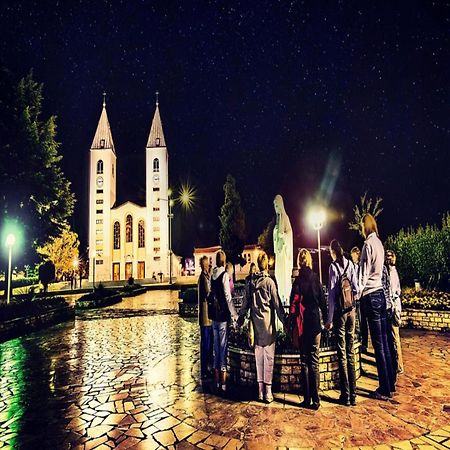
238;252;286;403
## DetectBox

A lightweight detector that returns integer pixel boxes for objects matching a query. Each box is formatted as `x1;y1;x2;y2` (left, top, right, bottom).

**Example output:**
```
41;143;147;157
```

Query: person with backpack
325;239;359;406
208;250;238;394
359;214;395;400
289;249;327;410
237;252;286;403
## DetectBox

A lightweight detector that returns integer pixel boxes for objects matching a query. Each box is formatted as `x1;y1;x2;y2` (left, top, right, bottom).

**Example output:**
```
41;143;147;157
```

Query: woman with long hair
289;249;327;410
238;252;286;403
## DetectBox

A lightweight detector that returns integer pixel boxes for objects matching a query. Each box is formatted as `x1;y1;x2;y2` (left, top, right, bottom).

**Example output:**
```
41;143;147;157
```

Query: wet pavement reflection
0;290;449;449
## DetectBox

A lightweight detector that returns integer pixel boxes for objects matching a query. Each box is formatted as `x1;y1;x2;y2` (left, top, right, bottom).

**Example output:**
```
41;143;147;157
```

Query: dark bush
0;277;39;291
0;296;68;321
182;288;198;304
39;261;55;292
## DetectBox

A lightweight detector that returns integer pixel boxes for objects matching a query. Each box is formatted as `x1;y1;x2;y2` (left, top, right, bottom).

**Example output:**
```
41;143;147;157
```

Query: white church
88;95;170;282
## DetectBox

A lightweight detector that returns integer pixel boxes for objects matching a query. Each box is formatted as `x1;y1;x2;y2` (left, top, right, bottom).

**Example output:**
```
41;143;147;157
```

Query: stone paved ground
0;291;449;449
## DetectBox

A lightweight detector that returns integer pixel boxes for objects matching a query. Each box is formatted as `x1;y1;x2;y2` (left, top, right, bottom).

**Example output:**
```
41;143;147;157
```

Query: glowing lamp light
178;182;196;211
5;233;16;248
307;206;327;285
308;208;326;231
73;258;79;269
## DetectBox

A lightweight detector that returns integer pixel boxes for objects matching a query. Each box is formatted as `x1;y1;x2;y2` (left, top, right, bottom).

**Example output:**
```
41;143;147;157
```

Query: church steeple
91;93;115;153
146;92;166;148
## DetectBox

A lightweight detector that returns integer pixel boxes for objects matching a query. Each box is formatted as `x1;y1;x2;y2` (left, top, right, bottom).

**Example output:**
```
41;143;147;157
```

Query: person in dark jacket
210;250;238;393
289;249;327;410
198;256;212;380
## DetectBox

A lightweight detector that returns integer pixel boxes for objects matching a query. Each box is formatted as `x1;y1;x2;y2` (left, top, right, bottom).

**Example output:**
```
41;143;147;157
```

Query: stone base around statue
229;341;361;392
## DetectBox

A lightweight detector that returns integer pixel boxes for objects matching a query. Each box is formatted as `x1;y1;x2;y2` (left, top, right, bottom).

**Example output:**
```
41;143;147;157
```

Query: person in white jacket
386;250;404;374
359;214;396;400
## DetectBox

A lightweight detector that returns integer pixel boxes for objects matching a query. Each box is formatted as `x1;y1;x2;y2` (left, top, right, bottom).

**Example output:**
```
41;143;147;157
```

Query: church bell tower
88;94;117;281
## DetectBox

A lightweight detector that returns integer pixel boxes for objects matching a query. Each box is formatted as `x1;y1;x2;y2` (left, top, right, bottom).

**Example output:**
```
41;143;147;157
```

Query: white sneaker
265;384;273;403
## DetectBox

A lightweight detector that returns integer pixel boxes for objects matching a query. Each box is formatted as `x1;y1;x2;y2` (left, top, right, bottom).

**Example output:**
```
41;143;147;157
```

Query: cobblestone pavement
0;291;449;449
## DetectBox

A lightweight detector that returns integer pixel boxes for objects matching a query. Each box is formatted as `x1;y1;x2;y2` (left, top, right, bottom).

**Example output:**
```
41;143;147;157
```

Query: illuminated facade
88;96;169;281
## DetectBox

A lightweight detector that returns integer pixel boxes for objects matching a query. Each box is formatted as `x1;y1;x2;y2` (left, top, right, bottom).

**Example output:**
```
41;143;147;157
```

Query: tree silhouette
219;174;246;272
348;192;383;237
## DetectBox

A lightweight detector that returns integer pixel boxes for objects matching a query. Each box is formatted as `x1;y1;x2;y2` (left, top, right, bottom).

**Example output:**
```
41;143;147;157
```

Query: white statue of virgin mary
273;194;293;304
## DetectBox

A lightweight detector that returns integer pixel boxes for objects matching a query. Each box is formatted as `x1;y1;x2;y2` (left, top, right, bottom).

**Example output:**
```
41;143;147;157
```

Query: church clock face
153;174;160;184
96;176;104;188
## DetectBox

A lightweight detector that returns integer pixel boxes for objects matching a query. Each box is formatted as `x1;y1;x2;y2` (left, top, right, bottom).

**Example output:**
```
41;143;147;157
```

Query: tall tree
348;192;383;237
0;69;75;256
37;225;79;280
257;218;275;256
219;174;246;269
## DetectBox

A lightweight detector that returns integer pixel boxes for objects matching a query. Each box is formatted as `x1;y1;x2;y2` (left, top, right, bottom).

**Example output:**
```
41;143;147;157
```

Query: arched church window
113;222;120;249
97;160;104;174
138;220;145;248
126;215;133;243
153;158;159;172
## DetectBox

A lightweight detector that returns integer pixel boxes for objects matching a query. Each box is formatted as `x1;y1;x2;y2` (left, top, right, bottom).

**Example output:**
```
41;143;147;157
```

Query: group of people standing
197;213;404;409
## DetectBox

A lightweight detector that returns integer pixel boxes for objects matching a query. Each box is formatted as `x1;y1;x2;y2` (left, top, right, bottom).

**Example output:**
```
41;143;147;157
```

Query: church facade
88;96;169;282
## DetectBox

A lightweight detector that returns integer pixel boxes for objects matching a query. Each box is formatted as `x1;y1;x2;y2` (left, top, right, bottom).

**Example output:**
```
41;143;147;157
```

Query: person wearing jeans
198;256;213;380
359;214;396;400
326;240;359;406
209;250;237;393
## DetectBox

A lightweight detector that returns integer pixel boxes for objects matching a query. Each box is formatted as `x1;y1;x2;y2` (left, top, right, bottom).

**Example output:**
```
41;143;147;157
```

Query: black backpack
333;260;355;314
207;271;230;322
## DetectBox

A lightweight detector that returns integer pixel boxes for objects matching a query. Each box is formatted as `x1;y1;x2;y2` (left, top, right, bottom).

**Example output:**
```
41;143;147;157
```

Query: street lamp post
5;233;16;305
168;198;174;285
308;208;326;285
158;194;174;285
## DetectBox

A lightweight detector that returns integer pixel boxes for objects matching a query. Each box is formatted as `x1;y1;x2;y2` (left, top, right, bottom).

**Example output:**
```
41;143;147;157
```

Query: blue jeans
212;321;228;371
361;289;396;396
200;326;213;377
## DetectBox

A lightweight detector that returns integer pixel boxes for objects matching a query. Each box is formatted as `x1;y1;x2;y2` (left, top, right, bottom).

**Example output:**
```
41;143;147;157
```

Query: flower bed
0;297;74;342
401;289;449;311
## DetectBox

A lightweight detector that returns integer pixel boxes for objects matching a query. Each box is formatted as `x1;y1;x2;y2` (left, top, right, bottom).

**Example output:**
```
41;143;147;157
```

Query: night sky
1;1;449;257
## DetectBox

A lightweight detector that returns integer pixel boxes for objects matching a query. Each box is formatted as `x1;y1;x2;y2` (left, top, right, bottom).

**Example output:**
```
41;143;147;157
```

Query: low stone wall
76;294;122;309
0;305;75;343
229;342;361;392
401;308;450;331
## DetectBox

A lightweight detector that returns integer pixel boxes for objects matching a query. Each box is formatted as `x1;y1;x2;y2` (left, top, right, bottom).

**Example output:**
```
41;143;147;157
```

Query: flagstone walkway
0;291;449;449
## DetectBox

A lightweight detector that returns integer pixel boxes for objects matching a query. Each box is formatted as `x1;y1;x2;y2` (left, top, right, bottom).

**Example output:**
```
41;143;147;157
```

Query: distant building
88;95;170;281
193;244;262;276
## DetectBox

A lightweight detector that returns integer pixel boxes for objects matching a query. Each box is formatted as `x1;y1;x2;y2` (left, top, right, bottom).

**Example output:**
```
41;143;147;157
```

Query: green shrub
182;288;198;304
0;296;68;321
386;212;450;289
